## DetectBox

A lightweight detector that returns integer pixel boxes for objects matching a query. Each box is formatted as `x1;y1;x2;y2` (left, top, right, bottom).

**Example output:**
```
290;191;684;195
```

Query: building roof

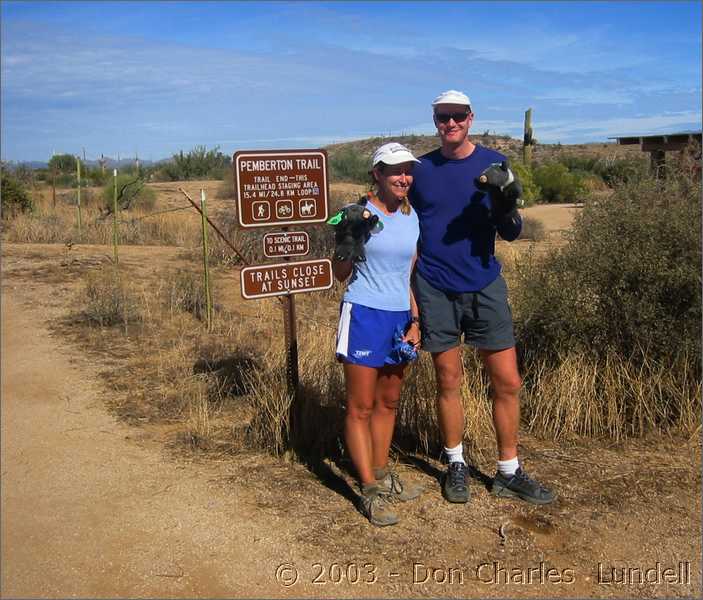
608;131;702;146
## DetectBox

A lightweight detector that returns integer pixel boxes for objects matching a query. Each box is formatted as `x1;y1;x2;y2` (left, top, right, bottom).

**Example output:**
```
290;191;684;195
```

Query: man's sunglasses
434;111;470;124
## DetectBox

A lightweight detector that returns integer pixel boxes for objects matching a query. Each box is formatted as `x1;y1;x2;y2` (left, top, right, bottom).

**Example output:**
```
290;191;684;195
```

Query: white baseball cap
371;142;420;167
432;89;472;107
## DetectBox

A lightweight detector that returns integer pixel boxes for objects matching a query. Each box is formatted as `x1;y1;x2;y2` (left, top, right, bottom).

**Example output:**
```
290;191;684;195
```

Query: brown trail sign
263;231;310;258
234;149;328;228
240;259;332;299
233;149;332;419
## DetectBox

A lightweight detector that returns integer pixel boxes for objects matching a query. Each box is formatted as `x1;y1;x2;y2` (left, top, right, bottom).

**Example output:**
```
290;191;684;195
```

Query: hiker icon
252;201;270;221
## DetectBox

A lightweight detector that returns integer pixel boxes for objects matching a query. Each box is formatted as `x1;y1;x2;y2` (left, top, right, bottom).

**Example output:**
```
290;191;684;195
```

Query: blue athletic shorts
335;302;413;368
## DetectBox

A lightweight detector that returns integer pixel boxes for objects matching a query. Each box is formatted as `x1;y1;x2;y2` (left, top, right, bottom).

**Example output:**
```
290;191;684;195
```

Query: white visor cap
432;90;472;108
372;142;420;167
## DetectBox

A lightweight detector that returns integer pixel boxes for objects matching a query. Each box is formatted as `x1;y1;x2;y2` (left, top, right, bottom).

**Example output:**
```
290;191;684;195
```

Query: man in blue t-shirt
409;90;554;505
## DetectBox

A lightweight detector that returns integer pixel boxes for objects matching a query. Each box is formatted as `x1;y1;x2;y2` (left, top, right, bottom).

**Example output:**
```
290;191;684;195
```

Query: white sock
497;456;519;477
444;443;466;465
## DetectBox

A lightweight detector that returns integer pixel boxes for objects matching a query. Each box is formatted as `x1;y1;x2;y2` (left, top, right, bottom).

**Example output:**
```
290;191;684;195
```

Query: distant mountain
82;157;160;169
324;133;641;163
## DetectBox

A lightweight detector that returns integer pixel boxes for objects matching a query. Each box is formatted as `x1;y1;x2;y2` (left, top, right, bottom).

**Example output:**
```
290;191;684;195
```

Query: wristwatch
410;316;420;325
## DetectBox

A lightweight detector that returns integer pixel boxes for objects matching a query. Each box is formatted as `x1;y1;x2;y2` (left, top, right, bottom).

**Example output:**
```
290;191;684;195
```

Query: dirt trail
0;286;289;598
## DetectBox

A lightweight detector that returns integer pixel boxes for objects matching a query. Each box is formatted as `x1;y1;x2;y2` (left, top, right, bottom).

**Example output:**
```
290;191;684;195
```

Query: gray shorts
412;271;516;353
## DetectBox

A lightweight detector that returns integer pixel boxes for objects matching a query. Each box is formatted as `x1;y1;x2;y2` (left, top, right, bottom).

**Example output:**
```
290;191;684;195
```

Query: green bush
597;158;649;187
511;160;540;207
86;167;109;187
48;153;77;174
160;146;230;181
1;168;33;218
513;166;701;367
102;174;156;212
557;155;648;188
329;147;370;183
533;162;588;203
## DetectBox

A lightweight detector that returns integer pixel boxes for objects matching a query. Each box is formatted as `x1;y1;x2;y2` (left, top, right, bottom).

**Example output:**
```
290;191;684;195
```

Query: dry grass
522;350;701;441
14;175;696;464
61;252;701;466
4;185;202;247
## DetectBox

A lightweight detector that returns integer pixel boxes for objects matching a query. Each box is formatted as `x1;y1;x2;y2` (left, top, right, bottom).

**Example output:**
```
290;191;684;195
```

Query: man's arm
476;160;523;242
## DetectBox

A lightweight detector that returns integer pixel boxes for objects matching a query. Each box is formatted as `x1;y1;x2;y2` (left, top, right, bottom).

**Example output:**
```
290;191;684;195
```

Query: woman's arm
404;253;421;348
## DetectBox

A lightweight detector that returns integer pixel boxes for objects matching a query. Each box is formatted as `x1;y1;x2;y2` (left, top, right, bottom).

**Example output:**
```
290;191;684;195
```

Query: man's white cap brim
372;142;420;167
432;89;471;107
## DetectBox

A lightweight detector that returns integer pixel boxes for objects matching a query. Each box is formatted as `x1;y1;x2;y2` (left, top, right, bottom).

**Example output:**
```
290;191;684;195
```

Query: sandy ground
0;200;700;598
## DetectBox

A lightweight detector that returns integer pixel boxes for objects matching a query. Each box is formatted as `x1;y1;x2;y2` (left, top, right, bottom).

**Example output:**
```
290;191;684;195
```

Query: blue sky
1;0;701;162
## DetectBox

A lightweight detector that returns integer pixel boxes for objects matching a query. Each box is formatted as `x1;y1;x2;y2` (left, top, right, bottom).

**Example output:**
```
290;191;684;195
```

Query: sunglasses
434;111;470;124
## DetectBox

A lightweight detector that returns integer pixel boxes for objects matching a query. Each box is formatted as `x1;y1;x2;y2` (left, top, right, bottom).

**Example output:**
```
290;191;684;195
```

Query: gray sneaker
377;470;423;502
358;485;399;526
442;462;470;503
491;467;555;505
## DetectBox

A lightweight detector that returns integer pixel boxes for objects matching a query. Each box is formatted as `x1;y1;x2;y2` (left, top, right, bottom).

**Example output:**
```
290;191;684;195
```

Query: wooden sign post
233;150;331;405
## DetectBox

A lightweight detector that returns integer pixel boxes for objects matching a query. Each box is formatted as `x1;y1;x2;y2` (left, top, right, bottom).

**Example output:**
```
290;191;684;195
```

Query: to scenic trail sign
234;149;329;228
240;259;333;299
263;231;310;258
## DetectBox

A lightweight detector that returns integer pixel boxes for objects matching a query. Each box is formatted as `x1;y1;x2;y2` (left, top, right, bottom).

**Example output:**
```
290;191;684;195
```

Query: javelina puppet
327;200;382;263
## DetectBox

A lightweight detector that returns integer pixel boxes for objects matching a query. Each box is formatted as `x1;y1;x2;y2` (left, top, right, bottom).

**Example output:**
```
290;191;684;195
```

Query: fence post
76;157;82;239
200;188;213;331
112;169;119;265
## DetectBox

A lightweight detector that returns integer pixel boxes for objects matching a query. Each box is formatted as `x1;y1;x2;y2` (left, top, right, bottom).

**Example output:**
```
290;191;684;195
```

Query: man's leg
479;346;555;505
432;347;470;503
478;346;521;461
411;270;468;502
432;347;465;448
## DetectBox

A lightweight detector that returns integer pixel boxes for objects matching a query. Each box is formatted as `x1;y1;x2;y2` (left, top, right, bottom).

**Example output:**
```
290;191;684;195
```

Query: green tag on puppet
327;211;344;226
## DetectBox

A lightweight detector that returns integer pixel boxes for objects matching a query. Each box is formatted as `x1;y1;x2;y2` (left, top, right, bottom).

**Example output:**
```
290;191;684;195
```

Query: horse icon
299;199;316;217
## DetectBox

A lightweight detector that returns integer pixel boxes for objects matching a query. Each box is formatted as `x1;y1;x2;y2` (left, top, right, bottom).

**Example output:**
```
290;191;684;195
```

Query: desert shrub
514;166;701;367
513;166;701;436
55;172;78;187
8;163;36;186
101;174;156;212
597;157;649;187
558;155;648;188
518;216;546;241
160;146;229;181
533;162;588;203
557;155;600;173
330;147;369;183
1;169;34;218
48;153;77;174
165;270;212;320
511;160;540;207
87;167;109;187
81;267;141;329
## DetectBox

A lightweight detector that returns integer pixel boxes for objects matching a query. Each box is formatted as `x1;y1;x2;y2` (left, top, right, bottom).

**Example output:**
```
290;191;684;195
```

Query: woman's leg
343;362;379;486
370;364;405;472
